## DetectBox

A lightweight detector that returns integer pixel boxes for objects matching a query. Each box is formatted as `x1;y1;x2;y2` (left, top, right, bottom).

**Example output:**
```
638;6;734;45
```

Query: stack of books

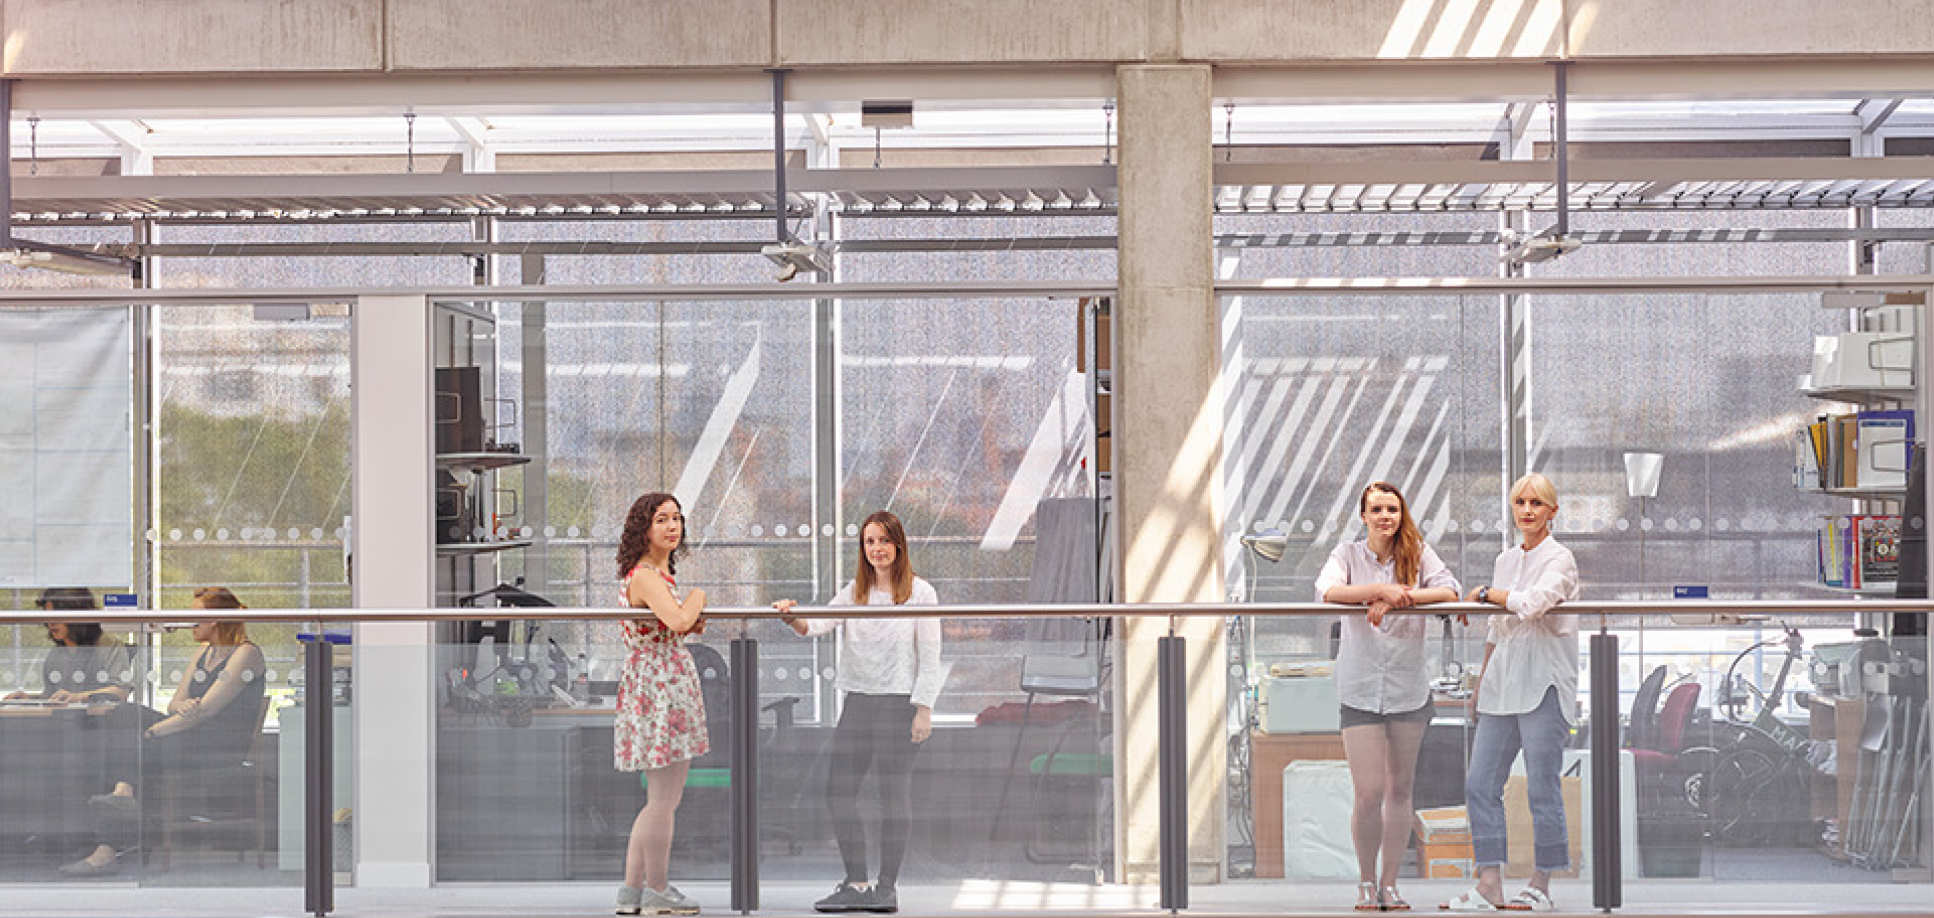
1795;410;1913;491
1817;514;1901;590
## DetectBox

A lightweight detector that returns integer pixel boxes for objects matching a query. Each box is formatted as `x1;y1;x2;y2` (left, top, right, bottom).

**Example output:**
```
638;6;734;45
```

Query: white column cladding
350;293;436;887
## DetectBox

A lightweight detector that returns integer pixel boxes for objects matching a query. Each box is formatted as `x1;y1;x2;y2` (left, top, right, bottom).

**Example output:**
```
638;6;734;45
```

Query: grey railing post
1588;631;1621;912
303;631;335;917
730;636;760;913
1157;634;1188;912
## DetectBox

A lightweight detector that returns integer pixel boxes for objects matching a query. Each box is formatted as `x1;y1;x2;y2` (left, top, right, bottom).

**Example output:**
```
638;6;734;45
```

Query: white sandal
1439;889;1497;912
1501;888;1555;912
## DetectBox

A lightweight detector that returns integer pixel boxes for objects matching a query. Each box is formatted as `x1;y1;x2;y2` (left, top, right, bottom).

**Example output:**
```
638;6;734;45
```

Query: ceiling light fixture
1499;229;1580;265
760;239;832;282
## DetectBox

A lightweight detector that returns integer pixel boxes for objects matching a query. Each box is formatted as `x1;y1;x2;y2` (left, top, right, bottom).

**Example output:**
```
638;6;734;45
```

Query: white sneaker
641;886;700;916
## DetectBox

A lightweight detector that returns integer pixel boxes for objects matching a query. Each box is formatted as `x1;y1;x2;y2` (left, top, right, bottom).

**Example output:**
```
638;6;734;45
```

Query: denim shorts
1338;701;1433;729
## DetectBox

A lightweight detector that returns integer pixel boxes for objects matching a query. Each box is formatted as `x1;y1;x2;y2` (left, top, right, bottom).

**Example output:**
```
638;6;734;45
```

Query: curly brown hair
615;492;686;579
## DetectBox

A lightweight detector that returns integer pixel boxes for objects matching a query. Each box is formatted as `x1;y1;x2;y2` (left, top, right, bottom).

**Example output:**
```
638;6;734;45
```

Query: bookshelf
1798;295;1918;593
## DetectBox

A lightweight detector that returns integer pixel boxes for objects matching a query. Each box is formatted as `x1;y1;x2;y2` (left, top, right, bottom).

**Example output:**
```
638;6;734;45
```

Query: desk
1251;719;1474;879
1250;730;1345;878
431;708;1103;881
0;704;119;859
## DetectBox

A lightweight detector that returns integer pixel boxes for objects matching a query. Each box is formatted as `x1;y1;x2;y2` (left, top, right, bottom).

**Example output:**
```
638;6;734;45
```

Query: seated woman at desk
773;510;942;915
1315;482;1460;912
61;587;265;876
3;588;134;704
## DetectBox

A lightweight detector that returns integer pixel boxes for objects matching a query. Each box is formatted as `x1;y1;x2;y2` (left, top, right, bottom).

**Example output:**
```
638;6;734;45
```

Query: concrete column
1111;63;1227;885
350;294;436;887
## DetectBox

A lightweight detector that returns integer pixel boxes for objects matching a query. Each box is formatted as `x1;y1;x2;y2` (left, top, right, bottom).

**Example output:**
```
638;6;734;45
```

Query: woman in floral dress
613;492;709;916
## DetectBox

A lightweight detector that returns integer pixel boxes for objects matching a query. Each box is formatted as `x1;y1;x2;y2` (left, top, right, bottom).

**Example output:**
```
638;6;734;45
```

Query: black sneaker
815;882;872;913
866;886;898;914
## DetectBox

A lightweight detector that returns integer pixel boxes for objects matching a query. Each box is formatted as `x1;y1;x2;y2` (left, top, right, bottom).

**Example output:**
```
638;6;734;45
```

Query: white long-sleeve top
1478;536;1582;723
1313;540;1461;714
799;576;945;709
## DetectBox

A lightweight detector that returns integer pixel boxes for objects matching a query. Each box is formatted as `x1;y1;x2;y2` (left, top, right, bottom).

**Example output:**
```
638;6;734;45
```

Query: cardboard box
1415;806;1472;845
1424;856;1478;879
1504;774;1583;878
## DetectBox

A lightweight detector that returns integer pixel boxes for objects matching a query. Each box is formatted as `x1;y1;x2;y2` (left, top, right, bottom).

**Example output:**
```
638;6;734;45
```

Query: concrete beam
1186;0;1566;61
10;0;1934;79
776;0;1147;65
3;0;383;74
1571;0;1934;57
387;0;770;70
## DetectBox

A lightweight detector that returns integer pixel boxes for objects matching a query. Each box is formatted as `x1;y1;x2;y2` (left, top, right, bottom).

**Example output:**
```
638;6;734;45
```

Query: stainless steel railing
2;597;1927;624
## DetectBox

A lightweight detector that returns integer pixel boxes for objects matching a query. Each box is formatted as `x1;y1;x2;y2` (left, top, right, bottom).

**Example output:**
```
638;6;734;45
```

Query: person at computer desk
2;588;134;705
60;587;265;877
1315;481;1461;913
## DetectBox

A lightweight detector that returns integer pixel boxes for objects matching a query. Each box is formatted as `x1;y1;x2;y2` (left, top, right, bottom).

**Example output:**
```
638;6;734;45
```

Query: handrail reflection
2;598;1928;624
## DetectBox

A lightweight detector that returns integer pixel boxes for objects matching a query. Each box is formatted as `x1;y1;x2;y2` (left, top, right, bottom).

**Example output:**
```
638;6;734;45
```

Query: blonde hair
1509;473;1559;507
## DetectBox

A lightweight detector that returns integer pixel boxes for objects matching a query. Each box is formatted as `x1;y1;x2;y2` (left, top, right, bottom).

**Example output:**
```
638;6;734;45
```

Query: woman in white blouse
1315;481;1461;912
1445;473;1580;913
773;510;943;916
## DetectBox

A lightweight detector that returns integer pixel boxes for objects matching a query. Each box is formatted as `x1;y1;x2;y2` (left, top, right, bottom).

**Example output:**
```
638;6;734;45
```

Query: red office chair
1640;684;1701;827
1632;682;1700;773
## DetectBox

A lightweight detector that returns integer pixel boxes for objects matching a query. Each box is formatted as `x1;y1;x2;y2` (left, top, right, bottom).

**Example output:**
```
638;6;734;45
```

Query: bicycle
1679;623;1820;847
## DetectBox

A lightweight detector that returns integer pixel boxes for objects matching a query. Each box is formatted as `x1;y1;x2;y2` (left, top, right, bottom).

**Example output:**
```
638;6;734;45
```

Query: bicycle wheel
1706;745;1780;846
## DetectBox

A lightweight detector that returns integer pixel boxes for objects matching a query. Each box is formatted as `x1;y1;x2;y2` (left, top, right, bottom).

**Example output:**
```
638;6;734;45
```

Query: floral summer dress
613;563;710;771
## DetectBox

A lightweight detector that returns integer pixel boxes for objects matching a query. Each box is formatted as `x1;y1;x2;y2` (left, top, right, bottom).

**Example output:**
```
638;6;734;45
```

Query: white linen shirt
800;576;946;709
1313;540;1461;715
1478;537;1582;723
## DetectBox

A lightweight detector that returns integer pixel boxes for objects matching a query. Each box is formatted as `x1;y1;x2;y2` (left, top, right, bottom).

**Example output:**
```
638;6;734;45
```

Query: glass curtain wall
147;224;470;887
429;259;1109;891
1218;274;1930;900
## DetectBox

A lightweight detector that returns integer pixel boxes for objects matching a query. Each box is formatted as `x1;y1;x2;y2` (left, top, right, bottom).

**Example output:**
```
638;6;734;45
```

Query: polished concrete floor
1;877;1929;918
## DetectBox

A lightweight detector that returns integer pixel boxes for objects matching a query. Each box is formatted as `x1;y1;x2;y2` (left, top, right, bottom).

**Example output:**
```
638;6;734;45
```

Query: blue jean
1466;686;1571;872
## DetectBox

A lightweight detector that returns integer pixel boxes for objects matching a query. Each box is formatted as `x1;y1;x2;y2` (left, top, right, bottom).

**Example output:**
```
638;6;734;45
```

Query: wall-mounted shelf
1808;581;1899;596
436;539;531;557
437;452;531;473
1799;295;1917;595
1799;384;1916;405
1801;486;1907;500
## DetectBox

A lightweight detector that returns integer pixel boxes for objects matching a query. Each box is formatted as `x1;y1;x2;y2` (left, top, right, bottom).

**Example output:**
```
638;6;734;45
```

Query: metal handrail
5;598;1928;624
0;274;1930;308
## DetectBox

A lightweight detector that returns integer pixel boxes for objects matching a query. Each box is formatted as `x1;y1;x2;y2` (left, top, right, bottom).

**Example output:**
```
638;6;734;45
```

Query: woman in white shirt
1445;473;1580;913
1314;481;1461;912
773;510;943;916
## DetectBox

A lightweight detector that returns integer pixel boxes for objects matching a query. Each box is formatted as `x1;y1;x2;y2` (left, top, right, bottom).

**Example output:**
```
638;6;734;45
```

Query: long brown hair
616;492;686;578
852;510;914;605
1359;482;1424;587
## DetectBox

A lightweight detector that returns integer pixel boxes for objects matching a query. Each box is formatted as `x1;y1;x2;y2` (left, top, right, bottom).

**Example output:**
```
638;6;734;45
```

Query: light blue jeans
1466;686;1571;872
